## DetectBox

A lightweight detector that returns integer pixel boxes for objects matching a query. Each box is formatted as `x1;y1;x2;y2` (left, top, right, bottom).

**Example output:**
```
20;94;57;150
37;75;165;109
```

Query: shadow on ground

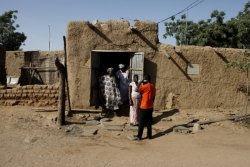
153;109;179;125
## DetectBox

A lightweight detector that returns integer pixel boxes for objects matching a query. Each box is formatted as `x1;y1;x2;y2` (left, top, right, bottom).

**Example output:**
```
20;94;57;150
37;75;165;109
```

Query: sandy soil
0;105;250;167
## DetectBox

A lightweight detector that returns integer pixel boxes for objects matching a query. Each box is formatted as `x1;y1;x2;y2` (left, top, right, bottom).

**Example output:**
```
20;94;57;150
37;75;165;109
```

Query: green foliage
226;50;250;71
0;10;26;50
164;2;250;49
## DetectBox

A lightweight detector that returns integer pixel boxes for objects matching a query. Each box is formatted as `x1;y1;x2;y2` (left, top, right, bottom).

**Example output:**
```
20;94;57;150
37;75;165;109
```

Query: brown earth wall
5;50;64;77
67;20;246;110
155;45;246;109
0;45;6;85
0;84;59;106
67;20;159;108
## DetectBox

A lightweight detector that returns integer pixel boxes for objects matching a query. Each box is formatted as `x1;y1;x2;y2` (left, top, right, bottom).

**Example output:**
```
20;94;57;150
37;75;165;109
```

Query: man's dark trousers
137;108;153;139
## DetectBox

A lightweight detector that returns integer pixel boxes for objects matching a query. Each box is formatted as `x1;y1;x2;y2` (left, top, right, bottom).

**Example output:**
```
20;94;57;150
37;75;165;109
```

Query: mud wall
67;20;159;108
67;19;246;110
155;45;246;109
5;50;64;85
0;45;6;85
0;84;59;106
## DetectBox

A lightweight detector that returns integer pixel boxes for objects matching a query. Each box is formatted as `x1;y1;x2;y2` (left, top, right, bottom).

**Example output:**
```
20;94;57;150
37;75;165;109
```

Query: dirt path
0;106;250;167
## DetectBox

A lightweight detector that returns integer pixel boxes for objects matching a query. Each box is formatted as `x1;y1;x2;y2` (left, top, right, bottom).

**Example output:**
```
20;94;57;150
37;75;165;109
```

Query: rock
103;124;124;131
124;124;138;131
161;117;172;122
65;125;82;135
173;126;191;134
24;135;38;144
9;100;19;106
81;127;98;137
93;115;102;121
46;115;57;124
192;123;201;133
100;118;112;123
85;120;100;126
87;116;95;121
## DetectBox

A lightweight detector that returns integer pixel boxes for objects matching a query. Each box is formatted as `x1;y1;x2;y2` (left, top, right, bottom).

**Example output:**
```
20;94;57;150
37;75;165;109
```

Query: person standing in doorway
99;67;122;116
129;74;141;126
132;74;156;141
115;64;129;104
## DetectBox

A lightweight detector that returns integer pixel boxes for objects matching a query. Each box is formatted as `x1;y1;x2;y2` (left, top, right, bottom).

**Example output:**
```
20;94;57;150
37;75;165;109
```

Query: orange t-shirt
138;83;156;109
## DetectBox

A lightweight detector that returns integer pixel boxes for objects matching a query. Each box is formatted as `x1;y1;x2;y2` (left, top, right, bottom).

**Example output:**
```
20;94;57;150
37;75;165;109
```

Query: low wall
0;84;59;106
5;50;64;85
0;45;6;85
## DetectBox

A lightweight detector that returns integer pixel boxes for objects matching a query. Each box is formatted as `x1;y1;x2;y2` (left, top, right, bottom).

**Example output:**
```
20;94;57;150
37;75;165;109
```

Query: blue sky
1;0;249;51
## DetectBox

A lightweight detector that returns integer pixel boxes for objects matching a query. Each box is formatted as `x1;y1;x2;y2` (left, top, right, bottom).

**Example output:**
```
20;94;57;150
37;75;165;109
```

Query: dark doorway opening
99;52;131;77
90;50;144;116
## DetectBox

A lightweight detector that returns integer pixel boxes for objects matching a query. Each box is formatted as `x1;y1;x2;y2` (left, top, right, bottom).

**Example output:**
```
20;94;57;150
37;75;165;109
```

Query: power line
159;0;205;24
140;0;205;31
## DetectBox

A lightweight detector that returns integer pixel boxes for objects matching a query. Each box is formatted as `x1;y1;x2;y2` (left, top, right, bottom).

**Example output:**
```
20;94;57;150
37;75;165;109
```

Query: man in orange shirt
132;74;156;141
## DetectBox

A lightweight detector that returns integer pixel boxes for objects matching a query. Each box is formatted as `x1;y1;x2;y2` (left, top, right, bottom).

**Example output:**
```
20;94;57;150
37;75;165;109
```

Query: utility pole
185;9;188;45
48;25;51;51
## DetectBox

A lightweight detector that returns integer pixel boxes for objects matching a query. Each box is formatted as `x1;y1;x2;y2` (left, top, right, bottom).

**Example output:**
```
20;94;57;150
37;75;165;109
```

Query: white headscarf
118;64;125;69
107;67;114;73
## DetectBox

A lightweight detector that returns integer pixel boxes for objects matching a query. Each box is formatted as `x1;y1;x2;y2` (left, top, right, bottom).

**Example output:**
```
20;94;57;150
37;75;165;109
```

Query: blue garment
116;70;129;103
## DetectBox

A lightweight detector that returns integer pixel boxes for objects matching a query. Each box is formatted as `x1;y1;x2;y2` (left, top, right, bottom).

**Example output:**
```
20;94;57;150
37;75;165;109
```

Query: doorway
90;50;144;106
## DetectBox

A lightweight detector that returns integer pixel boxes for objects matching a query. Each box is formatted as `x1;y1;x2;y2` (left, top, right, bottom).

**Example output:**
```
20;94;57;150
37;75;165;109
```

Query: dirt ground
0;105;250;167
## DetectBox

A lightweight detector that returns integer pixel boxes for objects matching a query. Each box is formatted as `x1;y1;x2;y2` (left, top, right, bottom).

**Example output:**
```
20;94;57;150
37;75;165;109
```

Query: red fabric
138;83;156;109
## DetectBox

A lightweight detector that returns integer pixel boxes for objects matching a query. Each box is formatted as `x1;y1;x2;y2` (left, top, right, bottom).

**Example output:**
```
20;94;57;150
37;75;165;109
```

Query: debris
24;135;38;144
81;127;98;137
173;126;191;134
192;123;201;133
103;123;124;131
100;118;112;123
85;120;100;126
161;117;172;122
32;107;57;112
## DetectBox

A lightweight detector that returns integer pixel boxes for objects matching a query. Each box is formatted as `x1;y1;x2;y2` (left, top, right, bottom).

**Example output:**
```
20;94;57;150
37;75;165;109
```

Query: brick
16;93;22;98
37;93;43;97
11;89;17;93
14;86;22;90
23;90;29;93
54;94;59;98
0;90;6;93
49;94;55;98
7;89;12;93
39;90;45;93
17;90;22;93
45;90;51;94
26;85;33;89
10;94;15;98
48;85;53;90
41;85;48;89
53;84;59;90
5;94;10;98
33;85;41;89
33;93;38;96
22;93;27;98
33;90;39;93
27;90;33;93
51;90;58;94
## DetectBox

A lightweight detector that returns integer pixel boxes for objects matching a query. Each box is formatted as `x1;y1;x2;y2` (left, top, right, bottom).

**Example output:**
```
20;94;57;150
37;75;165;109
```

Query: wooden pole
63;36;72;115
55;58;66;126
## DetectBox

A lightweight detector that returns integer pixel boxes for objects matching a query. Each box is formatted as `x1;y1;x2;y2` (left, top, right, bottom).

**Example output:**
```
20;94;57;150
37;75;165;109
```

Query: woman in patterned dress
99;67;122;116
